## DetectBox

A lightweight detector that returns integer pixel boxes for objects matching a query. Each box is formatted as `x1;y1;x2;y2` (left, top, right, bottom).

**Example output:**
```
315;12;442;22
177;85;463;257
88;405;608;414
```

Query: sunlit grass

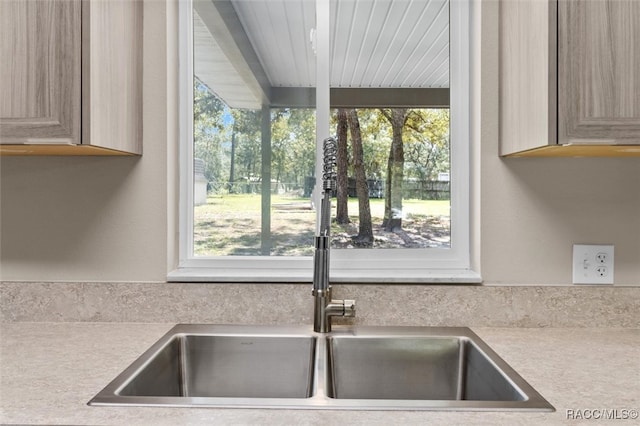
194;193;450;256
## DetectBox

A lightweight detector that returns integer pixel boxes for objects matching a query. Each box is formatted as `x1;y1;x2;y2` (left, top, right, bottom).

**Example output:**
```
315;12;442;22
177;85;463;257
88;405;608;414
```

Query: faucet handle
343;299;356;317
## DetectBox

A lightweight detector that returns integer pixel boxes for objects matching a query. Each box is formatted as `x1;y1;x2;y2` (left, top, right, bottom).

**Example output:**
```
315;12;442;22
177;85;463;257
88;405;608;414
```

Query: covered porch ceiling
193;0;450;109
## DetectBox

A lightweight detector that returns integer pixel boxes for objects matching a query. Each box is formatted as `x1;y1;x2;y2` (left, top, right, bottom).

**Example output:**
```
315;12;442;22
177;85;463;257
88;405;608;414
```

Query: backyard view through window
193;80;451;257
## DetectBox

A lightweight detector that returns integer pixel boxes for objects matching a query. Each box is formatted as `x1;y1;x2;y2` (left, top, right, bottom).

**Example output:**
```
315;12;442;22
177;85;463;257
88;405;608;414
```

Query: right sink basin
328;336;525;401
324;327;553;410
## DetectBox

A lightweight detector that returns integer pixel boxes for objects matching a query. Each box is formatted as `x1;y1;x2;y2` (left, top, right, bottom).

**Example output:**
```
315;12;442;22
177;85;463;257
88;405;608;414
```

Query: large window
171;0;478;282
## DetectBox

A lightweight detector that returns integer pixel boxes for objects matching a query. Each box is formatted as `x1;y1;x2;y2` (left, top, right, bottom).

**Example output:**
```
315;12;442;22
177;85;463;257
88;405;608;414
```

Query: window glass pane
327;0;451;251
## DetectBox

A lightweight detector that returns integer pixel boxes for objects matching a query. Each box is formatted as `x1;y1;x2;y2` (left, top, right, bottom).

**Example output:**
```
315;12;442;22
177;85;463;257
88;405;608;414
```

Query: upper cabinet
0;0;142;156
0;1;81;147
558;0;640;146
500;0;640;157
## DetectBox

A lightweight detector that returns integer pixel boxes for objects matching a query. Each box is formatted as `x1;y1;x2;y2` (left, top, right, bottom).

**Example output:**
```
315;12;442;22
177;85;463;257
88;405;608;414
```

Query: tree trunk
347;109;373;245
335;109;350;224
382;108;406;231
228;125;236;193
382;141;393;228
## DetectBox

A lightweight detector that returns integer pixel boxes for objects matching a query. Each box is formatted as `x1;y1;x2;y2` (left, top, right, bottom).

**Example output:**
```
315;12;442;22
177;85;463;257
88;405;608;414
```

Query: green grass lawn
194;193;450;256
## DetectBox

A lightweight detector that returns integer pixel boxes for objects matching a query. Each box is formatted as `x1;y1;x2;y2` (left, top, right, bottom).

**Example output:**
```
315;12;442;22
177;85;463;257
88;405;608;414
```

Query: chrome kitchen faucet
312;137;355;332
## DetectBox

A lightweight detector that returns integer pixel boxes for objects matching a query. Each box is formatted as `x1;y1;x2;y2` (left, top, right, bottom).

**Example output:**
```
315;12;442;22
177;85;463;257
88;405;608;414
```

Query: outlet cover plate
572;244;614;285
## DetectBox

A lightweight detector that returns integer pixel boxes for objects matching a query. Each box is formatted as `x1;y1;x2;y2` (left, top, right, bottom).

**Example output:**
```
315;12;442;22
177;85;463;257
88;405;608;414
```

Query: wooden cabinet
499;0;640;157
0;0;142;156
0;1;81;147
558;0;640;145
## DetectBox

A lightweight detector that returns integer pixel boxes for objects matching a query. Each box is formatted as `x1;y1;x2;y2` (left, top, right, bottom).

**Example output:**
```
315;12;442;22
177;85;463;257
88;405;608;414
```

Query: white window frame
168;0;481;283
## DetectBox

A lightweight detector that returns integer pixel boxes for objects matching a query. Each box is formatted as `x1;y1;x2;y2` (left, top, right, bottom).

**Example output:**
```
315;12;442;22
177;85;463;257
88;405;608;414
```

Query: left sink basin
89;324;317;407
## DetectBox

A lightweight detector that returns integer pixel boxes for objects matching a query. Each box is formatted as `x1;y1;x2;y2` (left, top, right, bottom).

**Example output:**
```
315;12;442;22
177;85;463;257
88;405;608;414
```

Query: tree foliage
193;82;449;202
271;109;316;188
403;109;450;181
230;109;262;183
193;79;227;192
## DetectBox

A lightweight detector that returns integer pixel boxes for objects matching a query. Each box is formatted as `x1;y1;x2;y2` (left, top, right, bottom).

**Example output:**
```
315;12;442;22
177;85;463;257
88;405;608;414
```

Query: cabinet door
559;0;640;144
83;0;143;154
499;0;557;155
0;0;81;144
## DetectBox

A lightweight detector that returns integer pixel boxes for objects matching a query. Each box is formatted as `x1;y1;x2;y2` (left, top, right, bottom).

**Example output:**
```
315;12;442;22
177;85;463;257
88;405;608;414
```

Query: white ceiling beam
270;88;450;108
193;0;271;108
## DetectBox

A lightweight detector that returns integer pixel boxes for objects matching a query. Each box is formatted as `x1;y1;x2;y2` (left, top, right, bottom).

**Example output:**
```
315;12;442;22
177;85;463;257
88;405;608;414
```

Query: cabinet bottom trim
0;144;139;156
502;144;640;158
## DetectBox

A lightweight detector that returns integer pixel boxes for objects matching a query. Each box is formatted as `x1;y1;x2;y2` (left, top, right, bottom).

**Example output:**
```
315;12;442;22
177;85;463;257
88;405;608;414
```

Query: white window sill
167;267;482;284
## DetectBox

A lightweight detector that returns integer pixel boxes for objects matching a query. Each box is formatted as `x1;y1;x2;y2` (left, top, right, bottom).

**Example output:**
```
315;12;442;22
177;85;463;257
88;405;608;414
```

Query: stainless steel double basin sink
89;324;554;411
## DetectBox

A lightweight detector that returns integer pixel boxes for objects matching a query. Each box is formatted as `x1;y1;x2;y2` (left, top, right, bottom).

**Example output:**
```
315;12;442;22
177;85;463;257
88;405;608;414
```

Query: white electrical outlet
572;244;614;284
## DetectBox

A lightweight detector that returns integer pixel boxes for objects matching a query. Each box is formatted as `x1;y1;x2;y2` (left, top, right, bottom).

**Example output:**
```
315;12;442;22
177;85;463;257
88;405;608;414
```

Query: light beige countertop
1;323;638;426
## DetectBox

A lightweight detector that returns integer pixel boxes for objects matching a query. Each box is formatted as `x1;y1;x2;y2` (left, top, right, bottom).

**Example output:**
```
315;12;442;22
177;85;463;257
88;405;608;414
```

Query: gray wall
1;1;638;285
1;0;170;282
